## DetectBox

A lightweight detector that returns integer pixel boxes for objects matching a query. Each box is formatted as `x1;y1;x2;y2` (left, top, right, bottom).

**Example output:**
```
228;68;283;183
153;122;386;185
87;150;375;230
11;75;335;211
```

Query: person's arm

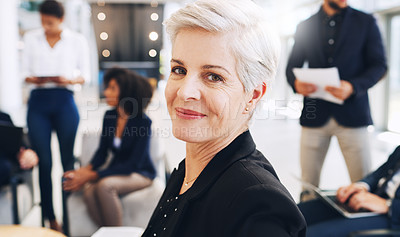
17;148;38;170
54;34;90;86
346;191;389;213
286;23;316;96
89;113;112;170
362;146;400;191
63;164;98;191
72;34;90;85
347;17;387;98
336;146;400;203
22;33;33;84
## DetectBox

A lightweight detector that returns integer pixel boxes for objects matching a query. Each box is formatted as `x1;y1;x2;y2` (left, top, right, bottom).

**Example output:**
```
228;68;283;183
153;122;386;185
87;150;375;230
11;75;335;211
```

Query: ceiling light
100;32;108;40
151;1;158;7
102;49;111;58
97;12;106;21
149;49;157;58
149;32;159;41
150;13;159;21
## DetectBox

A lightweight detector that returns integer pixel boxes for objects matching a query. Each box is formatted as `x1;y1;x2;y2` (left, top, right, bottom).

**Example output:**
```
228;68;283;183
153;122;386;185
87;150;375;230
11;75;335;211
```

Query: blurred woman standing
22;0;90;231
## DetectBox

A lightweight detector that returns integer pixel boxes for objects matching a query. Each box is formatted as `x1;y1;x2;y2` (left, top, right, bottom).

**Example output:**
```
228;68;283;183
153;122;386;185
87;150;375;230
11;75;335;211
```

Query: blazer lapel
186;130;256;201
146;131;257;236
334;7;352;56
311;10;326;65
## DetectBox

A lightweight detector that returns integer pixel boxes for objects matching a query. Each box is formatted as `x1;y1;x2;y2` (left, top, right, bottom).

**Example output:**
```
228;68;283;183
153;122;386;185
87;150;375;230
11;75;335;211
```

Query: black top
0;111;25;172
90;109;156;179
318;7;347;66
143;131;306;237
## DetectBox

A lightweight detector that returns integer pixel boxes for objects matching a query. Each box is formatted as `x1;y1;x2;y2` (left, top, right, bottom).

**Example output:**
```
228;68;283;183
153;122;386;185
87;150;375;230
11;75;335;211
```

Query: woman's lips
175;107;206;120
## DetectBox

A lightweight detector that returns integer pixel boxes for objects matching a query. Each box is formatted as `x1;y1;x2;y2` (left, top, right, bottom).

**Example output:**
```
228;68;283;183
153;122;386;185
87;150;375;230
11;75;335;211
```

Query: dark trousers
27;88;79;221
298;199;390;237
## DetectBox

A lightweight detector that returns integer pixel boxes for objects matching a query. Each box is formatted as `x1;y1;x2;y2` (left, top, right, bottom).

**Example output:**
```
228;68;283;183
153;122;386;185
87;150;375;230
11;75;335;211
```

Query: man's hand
348;192;389;214
63;166;98;192
18;148;38;170
325;80;354;100
336;183;368;203
294;79;317;96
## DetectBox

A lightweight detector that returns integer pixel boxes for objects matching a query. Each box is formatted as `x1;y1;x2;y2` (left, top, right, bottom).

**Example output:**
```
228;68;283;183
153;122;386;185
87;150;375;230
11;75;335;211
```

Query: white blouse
22;28;90;90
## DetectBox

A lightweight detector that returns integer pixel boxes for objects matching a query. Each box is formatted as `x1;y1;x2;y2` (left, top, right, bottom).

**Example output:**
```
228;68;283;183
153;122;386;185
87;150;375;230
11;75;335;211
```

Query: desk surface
0;225;66;237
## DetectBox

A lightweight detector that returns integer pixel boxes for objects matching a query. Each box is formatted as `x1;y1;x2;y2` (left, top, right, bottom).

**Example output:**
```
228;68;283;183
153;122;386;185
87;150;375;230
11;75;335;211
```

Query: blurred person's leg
335;121;372;182
53;89;79;173
299;199;389;236
83;182;103;226
95;173;152;226
306;213;388;237
27;92;55;221
300;119;334;201
297;199;340;226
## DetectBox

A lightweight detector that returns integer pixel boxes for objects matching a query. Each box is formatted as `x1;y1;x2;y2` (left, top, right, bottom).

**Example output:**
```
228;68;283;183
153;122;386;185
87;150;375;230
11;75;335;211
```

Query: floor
4;82;400;232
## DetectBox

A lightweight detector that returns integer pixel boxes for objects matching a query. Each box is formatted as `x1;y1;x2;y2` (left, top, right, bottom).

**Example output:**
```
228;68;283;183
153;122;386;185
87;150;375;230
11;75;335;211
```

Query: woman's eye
172;67;186;75
206;74;223;82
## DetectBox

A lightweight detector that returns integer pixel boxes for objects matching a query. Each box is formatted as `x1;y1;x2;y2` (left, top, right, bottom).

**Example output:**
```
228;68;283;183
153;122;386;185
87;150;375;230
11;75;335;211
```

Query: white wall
0;0;22;113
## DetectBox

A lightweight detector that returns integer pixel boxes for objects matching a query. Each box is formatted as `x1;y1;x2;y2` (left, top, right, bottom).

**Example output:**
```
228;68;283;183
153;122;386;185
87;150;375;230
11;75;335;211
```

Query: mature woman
63;68;156;227
22;0;90;230
142;0;306;236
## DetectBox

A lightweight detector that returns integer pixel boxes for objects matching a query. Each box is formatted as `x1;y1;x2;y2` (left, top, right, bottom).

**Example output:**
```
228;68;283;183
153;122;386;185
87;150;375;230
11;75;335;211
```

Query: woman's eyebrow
202;65;231;76
171;58;184;65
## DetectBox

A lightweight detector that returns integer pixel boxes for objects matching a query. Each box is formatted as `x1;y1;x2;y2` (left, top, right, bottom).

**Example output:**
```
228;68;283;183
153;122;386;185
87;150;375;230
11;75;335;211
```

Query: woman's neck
184;126;247;181
46;29;62;38
117;107;129;119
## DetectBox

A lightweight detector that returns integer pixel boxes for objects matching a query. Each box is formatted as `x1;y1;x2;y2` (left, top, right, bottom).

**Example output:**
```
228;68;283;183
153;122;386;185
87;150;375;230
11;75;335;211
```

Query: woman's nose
176;75;201;101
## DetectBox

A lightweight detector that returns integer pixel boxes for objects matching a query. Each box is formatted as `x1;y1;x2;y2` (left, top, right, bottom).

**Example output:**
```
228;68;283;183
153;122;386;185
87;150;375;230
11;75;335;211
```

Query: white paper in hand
293;67;343;104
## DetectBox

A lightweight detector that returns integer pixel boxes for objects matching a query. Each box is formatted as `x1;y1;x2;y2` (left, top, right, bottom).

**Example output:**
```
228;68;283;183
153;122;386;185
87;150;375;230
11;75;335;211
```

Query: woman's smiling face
165;29;251;143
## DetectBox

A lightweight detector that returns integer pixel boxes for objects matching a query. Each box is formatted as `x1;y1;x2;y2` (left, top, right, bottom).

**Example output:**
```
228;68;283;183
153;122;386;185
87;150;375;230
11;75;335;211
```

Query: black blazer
286;7;387;127
0;111;20;168
90;109;156;179
361;146;400;228
143;131;306;237
0;111;13;126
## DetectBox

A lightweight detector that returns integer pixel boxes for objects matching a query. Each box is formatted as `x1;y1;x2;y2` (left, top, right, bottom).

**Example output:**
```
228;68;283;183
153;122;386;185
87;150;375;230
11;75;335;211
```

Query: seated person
298;145;400;236
0;111;38;187
62;67;156;226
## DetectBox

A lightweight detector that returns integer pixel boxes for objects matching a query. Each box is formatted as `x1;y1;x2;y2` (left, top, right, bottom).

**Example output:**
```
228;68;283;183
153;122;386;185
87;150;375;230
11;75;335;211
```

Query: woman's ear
243;82;267;114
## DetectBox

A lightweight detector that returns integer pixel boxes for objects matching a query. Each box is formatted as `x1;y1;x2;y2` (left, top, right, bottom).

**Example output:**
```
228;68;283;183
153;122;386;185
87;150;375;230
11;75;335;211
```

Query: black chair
9;168;35;224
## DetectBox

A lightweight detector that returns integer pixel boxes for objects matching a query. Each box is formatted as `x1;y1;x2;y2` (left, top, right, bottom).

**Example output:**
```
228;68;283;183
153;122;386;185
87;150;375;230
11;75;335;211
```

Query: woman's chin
172;127;211;143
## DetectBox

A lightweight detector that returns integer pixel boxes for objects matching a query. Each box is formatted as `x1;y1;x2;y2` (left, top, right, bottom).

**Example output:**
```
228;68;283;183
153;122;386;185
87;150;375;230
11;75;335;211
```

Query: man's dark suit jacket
143;131;306;237
286;7;387;128
361;146;400;228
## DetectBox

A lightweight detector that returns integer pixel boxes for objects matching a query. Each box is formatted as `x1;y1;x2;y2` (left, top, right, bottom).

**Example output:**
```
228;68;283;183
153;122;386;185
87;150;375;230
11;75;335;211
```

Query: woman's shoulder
62;28;87;42
131;113;152;126
217;150;291;199
104;109;117;117
23;28;43;40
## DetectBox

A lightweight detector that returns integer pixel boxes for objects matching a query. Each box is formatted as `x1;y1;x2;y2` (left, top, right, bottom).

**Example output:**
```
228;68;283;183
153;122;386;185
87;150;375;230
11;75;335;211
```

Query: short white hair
164;0;280;92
